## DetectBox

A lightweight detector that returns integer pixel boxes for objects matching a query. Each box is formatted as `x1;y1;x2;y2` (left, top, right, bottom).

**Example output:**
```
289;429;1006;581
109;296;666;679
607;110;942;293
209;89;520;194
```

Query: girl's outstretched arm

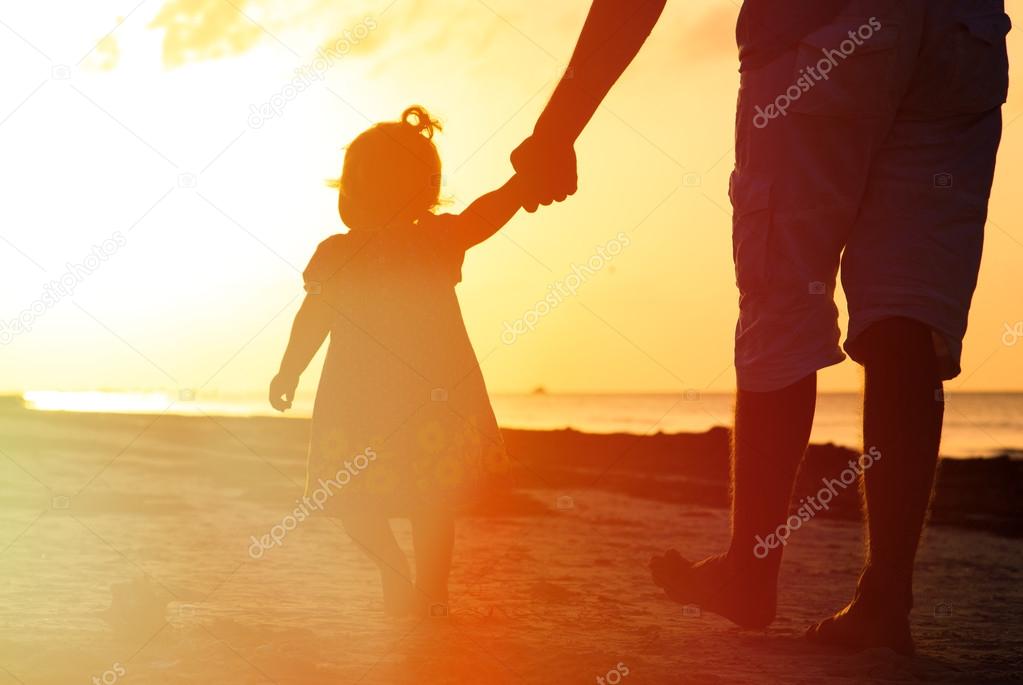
269;294;332;411
455;175;523;249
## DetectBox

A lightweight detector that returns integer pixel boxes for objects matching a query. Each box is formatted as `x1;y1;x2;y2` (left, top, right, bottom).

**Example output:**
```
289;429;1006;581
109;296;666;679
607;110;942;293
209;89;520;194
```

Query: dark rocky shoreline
502;427;1023;538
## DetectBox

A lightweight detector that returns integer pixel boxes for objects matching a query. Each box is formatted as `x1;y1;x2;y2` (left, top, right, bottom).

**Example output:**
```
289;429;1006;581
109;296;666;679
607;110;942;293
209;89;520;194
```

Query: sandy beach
1;407;1021;684
3;2;1022;684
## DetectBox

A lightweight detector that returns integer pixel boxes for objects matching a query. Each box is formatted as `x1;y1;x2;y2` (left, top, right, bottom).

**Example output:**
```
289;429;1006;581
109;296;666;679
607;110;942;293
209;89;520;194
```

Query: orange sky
1;0;1021;399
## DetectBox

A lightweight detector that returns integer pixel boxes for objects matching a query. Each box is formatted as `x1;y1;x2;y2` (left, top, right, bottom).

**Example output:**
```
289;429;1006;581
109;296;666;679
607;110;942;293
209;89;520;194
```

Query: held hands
510;134;578;212
268;372;298;412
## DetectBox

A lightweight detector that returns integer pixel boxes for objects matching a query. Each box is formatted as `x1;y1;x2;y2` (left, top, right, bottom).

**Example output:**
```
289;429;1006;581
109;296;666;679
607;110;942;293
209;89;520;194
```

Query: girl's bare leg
342;513;415;616
411;509;455;616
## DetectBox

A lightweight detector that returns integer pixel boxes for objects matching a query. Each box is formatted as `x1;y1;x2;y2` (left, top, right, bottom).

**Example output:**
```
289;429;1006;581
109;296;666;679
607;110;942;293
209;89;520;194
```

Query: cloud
145;0;402;67
84;34;121;71
148;0;265;67
141;0;734;73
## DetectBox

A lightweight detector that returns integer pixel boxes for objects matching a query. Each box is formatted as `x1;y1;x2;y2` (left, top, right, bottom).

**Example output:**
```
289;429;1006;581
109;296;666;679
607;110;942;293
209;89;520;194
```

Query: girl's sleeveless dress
302;214;510;516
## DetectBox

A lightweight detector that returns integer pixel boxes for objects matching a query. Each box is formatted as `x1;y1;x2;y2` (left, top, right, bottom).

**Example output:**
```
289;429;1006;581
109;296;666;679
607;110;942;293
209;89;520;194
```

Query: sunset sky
1;0;1021;400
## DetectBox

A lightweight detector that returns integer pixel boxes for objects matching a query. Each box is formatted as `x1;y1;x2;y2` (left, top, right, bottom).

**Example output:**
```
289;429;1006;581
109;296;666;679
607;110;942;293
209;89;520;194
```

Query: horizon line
6;388;1023;398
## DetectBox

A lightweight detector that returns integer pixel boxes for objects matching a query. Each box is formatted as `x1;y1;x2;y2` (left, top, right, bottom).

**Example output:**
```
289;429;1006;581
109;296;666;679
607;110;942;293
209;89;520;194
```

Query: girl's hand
269;372;298;412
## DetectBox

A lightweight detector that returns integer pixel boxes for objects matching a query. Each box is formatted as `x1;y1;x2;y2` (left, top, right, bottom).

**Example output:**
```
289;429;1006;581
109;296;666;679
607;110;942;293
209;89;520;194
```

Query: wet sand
1;409;1020;684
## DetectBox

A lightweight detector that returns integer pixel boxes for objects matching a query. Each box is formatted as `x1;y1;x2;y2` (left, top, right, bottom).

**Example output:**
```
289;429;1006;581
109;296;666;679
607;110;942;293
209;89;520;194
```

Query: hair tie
401;105;441;140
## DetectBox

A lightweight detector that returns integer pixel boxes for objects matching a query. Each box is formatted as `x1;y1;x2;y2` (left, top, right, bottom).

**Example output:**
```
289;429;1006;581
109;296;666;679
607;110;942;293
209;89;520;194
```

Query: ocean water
16;390;1023;458
491;393;1023;458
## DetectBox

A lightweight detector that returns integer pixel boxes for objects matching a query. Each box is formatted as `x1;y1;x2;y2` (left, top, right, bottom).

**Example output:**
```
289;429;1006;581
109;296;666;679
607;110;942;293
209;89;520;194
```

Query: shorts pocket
906;13;1011;115
729;171;772;292
788;17;899;118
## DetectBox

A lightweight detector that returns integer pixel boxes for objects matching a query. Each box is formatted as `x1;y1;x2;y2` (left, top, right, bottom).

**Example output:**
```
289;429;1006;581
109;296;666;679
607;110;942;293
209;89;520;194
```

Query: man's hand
268;372;298;412
511;135;578;212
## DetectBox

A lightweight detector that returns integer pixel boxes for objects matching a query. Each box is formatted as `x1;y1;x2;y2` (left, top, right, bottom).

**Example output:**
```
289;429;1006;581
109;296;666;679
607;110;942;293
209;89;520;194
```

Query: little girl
269;106;520;617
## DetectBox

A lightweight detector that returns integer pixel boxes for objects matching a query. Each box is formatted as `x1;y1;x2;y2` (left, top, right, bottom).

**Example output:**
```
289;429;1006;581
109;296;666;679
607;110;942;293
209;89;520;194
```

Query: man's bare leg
806;318;942;654
650;373;816;628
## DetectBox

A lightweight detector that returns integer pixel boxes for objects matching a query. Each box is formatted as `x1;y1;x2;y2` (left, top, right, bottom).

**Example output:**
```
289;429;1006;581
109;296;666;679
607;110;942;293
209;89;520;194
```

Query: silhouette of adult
512;0;1011;653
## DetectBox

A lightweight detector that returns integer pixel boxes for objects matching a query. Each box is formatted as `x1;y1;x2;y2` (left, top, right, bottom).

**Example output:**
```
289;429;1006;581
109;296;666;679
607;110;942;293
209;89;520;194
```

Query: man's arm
269;295;331;411
537;0;667;143
513;0;667;210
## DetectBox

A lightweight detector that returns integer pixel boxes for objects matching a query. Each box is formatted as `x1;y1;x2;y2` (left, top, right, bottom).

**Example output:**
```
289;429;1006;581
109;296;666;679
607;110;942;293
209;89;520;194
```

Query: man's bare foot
805;599;914;655
649;549;777;629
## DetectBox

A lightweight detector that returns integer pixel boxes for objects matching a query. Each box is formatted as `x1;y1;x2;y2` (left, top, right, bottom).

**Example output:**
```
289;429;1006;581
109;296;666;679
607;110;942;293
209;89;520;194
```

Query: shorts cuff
736;351;846;392
845;312;963;381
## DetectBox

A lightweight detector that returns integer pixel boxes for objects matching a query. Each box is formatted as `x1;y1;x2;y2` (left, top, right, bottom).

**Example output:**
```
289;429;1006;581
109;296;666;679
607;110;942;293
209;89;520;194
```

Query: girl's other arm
269;294;332;411
455;175;523;250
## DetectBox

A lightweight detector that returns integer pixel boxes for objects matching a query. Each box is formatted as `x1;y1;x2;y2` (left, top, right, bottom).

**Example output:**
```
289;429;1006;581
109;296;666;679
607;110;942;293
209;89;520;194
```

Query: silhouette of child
269;106;521;617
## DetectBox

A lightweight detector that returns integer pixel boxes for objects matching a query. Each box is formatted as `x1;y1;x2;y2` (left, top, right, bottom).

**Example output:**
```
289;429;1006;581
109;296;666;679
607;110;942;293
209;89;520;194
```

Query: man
512;0;1011;654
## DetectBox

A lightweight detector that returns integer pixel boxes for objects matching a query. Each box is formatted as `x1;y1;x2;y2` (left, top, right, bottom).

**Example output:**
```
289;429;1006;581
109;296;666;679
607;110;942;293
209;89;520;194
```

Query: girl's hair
331;105;444;225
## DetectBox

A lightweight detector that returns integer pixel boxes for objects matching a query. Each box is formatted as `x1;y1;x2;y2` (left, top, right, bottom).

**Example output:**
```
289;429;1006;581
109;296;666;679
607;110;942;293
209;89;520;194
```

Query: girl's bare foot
649;549;777;629
412;584;449;618
381;571;416;617
805;599;914;655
